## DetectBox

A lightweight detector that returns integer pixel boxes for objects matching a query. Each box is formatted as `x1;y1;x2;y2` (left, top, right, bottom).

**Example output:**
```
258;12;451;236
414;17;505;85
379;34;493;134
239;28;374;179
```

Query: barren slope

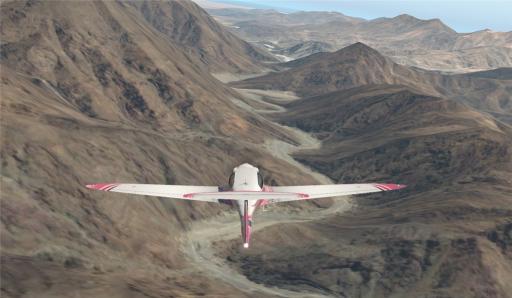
0;1;315;297
208;8;512;72
128;1;276;74
2;2;512;298
217;85;512;298
232;43;512;123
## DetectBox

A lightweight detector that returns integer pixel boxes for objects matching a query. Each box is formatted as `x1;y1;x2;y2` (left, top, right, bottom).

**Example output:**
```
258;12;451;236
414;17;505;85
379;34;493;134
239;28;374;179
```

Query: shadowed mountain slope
127;1;276;73
219;85;512;298
277;85;511;189
464;67;512;80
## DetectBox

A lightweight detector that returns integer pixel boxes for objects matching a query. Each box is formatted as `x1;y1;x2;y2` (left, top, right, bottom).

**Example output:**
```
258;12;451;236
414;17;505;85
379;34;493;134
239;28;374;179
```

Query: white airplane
86;163;405;248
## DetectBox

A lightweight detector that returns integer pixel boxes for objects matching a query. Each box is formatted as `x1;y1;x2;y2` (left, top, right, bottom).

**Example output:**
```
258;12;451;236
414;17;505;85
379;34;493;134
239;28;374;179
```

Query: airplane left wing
266;183;405;203
86;183;221;202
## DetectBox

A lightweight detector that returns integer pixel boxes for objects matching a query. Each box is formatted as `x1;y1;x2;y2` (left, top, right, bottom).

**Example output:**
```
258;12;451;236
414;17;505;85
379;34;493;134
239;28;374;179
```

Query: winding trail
181;197;351;298
179;86;353;297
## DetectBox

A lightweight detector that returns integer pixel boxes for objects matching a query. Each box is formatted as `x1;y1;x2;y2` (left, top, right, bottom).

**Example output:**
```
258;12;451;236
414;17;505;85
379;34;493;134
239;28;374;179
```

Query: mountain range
226;46;512;297
208;8;512;73
1;1;511;298
233;43;512;123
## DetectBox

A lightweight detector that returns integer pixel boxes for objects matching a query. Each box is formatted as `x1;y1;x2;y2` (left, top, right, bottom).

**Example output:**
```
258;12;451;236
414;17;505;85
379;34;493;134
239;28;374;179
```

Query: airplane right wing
266;183;405;203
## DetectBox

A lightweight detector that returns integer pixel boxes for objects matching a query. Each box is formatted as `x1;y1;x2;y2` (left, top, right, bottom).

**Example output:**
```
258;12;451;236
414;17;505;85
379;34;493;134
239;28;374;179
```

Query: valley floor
179;78;352;297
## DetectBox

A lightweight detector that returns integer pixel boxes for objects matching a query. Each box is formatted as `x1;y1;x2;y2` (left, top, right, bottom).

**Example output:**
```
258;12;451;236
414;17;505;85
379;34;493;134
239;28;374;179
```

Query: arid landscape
209;7;512;73
1;1;511;298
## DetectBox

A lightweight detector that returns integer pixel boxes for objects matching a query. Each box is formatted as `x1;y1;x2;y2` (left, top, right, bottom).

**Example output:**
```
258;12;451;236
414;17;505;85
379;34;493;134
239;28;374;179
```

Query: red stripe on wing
374;183;406;191
86;183;120;191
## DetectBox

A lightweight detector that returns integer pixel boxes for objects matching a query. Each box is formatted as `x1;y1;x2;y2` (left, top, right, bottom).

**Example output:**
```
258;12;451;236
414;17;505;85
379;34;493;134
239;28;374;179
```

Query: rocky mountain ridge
208;8;512;72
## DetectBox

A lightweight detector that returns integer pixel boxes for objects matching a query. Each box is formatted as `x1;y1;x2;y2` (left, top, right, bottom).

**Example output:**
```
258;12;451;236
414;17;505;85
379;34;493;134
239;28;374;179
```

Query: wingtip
86;183;103;190
86;183;119;191
375;183;407;191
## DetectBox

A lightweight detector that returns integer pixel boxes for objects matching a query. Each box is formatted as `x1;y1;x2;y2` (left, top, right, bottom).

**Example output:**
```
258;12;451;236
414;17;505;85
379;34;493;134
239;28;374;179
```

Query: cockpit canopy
228;172;263;189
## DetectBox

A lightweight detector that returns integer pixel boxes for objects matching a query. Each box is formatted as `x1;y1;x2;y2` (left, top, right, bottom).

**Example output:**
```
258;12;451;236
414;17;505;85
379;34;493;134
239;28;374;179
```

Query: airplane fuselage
230;163;264;248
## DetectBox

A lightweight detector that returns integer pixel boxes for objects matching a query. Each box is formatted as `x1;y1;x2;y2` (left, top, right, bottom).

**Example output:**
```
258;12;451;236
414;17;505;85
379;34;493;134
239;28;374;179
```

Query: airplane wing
85;183;221;202
86;183;405;203
266;183;405;203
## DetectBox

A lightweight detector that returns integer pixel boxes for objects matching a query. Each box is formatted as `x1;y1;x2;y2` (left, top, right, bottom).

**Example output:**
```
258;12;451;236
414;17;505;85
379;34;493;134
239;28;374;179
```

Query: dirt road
179;86;353;297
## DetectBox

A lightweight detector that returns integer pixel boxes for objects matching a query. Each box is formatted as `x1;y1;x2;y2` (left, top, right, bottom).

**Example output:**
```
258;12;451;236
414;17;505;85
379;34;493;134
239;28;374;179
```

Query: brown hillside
0;1;314;297
127;1;276;73
209;8;512;72
2;2;511;297
232;43;512;122
218;85;512;298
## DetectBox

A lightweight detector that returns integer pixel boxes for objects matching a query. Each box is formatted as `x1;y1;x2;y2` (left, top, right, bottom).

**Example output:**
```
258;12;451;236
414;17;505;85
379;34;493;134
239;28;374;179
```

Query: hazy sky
215;0;512;33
